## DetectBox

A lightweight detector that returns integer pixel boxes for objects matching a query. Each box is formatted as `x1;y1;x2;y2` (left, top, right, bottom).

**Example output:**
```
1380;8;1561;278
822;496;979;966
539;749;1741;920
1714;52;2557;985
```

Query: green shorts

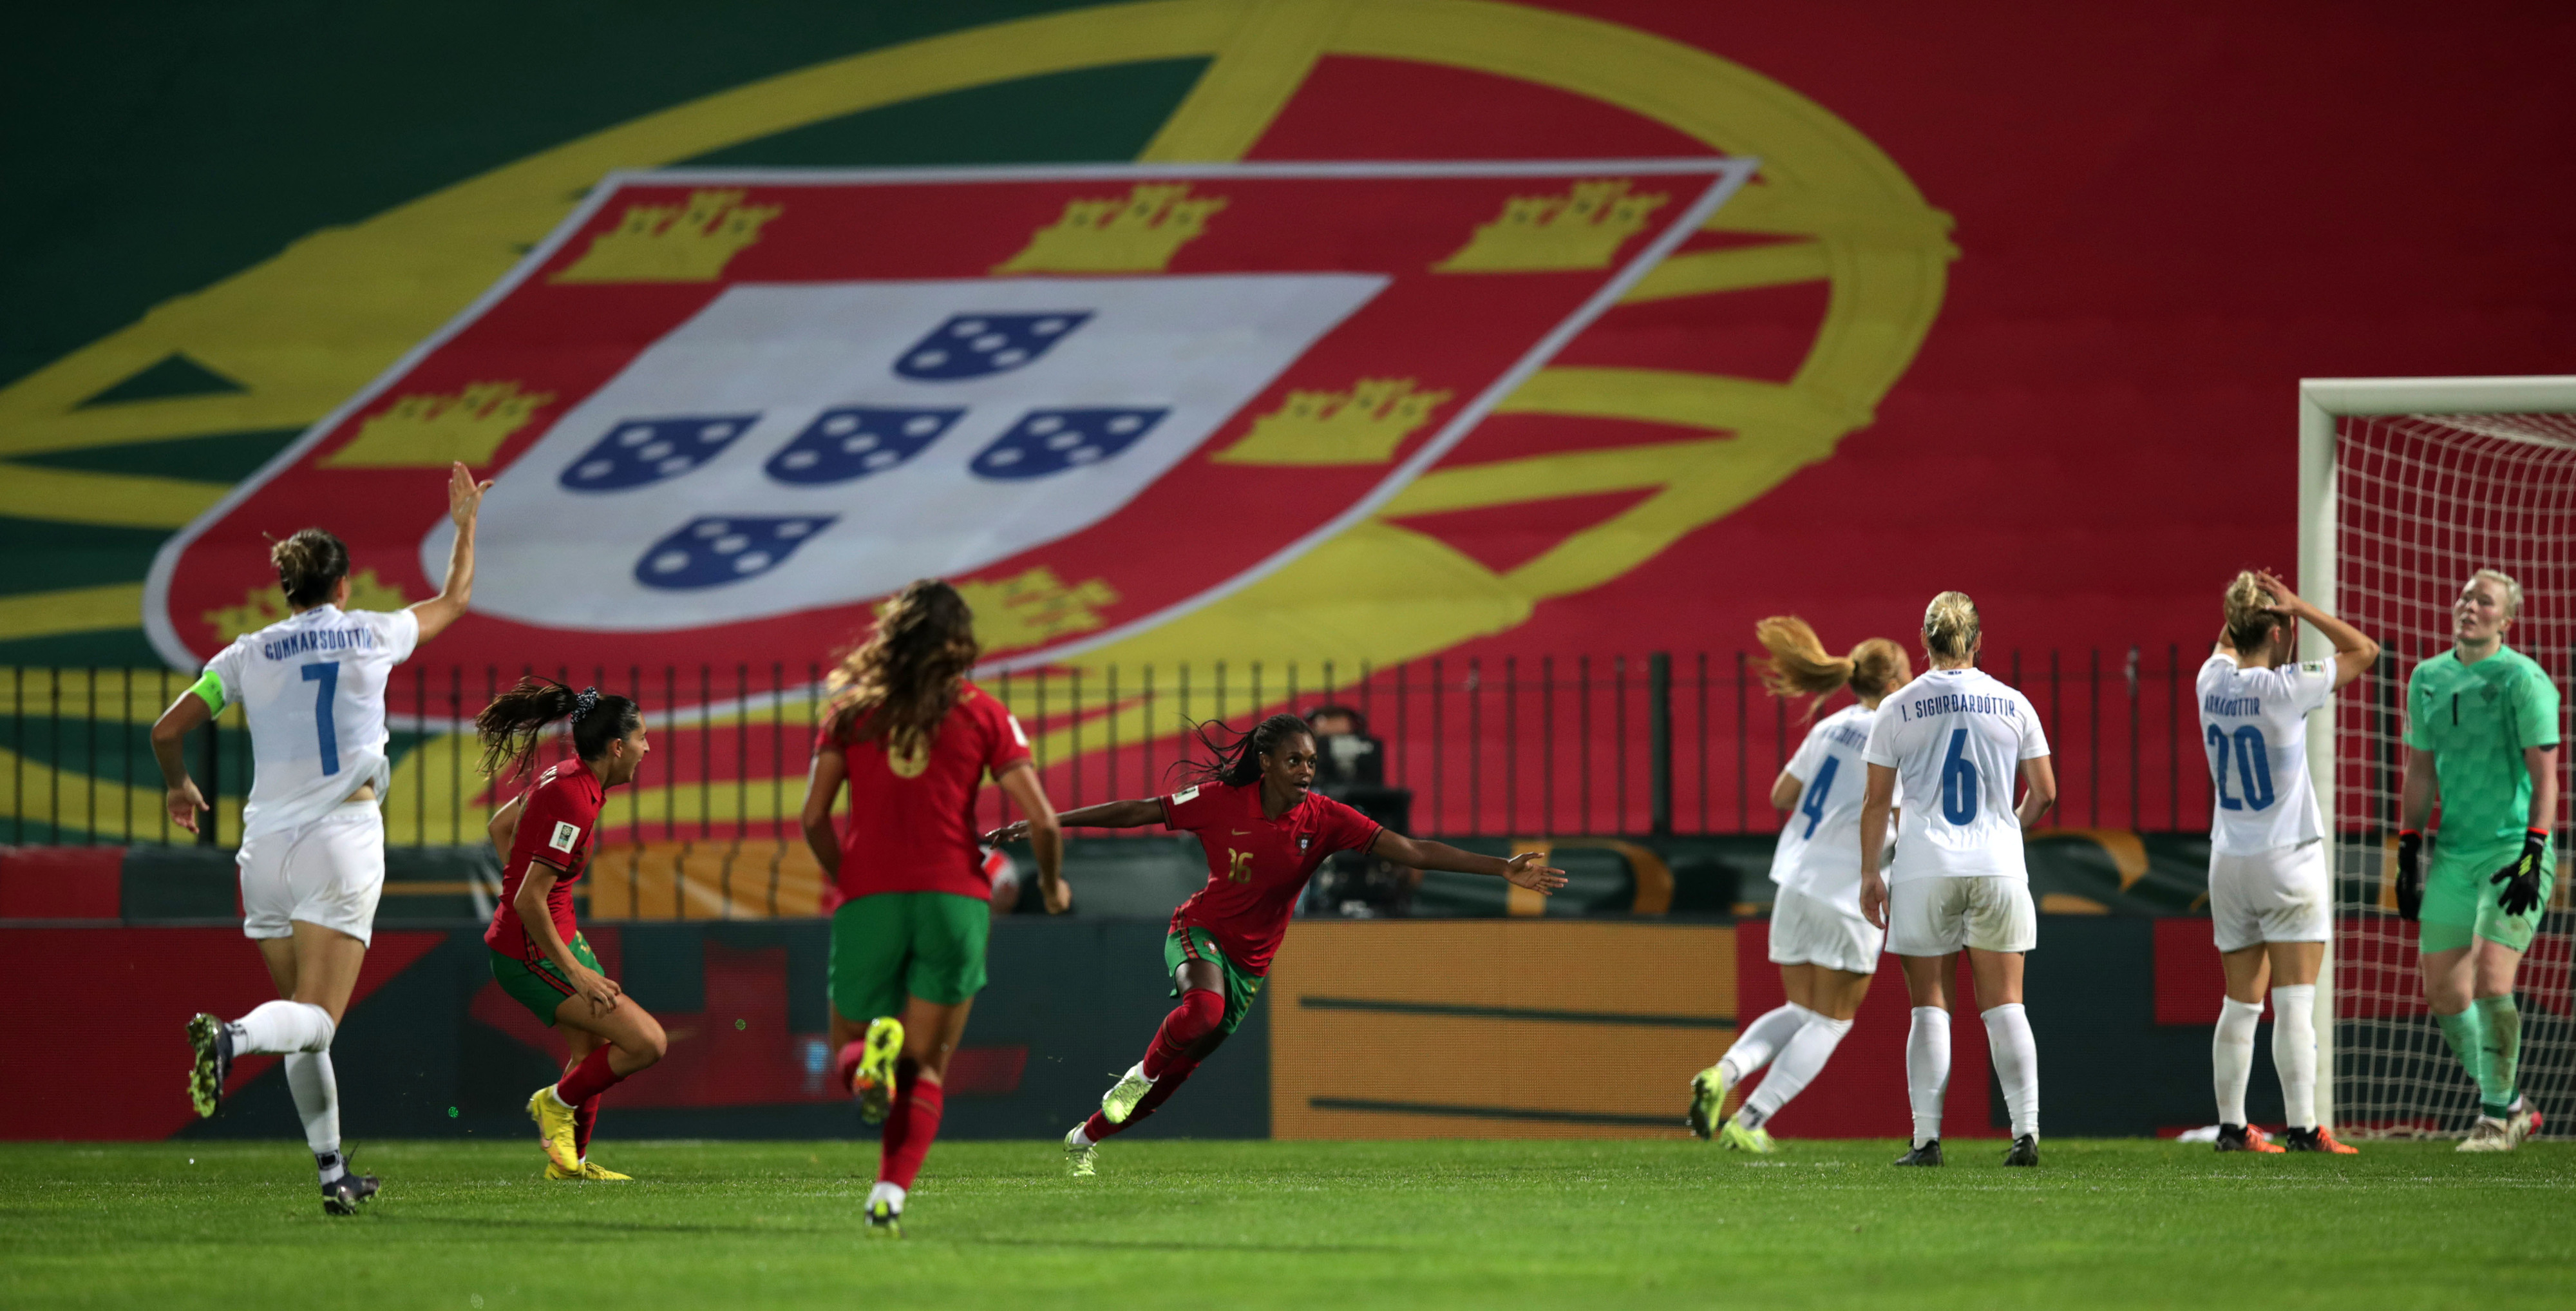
2421;838;2556;954
489;933;601;1026
829;891;989;1022
1165;923;1264;1036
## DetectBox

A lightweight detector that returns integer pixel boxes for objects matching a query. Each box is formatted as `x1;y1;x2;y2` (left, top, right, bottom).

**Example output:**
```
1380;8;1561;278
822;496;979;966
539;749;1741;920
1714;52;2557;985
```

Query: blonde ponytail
1757;617;1915;713
1923;591;1980;663
2221;571;2280;653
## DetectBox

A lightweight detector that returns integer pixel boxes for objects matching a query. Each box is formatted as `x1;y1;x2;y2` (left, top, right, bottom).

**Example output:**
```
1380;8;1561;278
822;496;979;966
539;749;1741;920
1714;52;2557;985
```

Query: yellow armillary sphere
0;0;1952;690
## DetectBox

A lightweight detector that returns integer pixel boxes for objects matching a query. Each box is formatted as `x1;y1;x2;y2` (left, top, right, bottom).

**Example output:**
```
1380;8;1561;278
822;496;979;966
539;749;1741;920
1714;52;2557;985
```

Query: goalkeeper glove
2492;828;2550;917
2394;830;2423;921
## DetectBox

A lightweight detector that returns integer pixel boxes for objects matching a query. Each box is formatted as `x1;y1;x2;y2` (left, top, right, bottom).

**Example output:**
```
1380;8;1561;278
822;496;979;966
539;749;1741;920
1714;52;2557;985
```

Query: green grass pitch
3;1139;2570;1308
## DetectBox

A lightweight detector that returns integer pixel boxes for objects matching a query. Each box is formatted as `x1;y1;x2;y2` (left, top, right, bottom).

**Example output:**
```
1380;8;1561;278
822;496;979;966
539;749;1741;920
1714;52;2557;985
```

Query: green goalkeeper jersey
2407;644;2561;848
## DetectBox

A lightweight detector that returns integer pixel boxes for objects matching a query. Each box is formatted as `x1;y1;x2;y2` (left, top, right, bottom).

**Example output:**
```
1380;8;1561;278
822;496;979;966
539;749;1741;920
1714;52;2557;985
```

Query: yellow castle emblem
205;569;409;642
955;567;1122;653
1215;378;1454;466
993;183;1227;275
552;188;781;283
322;381;554;468
1434;179;1669;273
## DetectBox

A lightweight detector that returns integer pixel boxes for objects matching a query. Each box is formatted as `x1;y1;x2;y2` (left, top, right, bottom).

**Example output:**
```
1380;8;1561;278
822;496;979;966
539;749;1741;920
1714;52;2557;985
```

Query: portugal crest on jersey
148;160;1747;678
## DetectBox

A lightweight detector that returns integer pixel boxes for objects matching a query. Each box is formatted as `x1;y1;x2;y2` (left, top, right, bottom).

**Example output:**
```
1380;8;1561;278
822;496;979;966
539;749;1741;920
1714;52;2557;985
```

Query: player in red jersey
987;711;1567;1176
799;580;1066;1236
476;678;665;1180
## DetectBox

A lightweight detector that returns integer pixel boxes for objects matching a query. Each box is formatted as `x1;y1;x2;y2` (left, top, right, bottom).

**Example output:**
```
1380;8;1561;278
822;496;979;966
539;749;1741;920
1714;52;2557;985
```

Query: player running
1691;617;1911;1153
2398;569;2560;1151
989;712;1567;1178
2197;571;2376;1154
798;579;1068;1236
1858;592;2056;1167
159;463;487;1214
478;678;665;1180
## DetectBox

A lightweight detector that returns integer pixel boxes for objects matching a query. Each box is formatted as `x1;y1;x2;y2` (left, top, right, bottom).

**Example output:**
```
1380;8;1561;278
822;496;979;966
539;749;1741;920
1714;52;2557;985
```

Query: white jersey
2195;652;2333;855
1767;702;1891;915
1863;667;2049;883
204;605;421;843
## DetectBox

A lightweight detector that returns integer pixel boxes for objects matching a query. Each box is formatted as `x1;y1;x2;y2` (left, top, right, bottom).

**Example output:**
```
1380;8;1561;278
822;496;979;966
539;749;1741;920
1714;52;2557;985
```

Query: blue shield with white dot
970;407;1168;480
765;407;963;485
559;414;759;492
634;515;836;590
894;312;1091;381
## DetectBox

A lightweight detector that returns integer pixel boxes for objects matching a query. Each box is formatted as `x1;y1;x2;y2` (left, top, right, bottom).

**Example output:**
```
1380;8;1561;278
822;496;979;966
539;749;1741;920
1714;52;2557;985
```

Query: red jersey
1162;780;1381;975
816;680;1031;901
485;759;603;957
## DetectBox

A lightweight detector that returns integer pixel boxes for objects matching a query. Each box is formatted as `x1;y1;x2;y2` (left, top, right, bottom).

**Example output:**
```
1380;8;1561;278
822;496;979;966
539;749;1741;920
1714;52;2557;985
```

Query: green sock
2472;995;2522;1120
2436;1007;2488;1105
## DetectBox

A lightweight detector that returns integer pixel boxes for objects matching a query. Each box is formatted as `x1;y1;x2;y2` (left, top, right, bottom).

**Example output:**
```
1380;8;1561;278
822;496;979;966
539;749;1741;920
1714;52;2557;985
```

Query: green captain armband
187;669;225;716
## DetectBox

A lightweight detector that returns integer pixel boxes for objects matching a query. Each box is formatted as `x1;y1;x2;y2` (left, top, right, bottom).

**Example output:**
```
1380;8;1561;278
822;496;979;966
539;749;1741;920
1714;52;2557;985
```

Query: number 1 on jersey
301;663;341;776
1799;757;1840;839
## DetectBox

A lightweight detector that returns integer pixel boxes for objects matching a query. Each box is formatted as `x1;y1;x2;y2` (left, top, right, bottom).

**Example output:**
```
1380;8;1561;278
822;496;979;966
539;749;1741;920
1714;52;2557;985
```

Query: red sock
556;1044;629;1105
574;1097;600;1158
878;1059;945;1189
833;1040;868;1094
1144;990;1224;1078
1083;1055;1201;1142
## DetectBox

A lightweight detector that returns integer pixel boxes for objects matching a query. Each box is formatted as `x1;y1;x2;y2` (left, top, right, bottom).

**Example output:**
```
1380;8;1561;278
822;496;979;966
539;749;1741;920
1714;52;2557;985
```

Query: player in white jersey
1858;591;2056;1167
153;463;489;1213
1690;617;1910;1152
2197;571;2376;1154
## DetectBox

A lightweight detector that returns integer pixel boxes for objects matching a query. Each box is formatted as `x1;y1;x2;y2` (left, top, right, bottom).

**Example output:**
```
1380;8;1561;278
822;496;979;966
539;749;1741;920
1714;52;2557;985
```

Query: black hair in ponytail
270;528;349;608
473;676;641;778
1173;712;1314;789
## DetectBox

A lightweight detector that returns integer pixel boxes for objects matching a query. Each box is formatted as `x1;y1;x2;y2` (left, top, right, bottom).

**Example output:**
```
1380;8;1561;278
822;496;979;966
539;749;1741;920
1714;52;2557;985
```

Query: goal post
2300;374;2576;1137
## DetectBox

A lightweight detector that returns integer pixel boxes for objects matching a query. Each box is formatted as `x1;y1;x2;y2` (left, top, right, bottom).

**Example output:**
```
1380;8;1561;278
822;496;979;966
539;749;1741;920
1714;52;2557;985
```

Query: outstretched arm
2254;571;2378;689
985;796;1162;845
410;462;493;644
1369;830;1567;893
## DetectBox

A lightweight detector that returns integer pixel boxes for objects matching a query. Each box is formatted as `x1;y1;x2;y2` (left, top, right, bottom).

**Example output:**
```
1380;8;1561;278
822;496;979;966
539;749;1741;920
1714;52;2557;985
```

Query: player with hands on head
1857;591;2056;1167
2197;571;2376;1154
480;678;663;1181
158;461;488;1214
1689;617;1909;1153
989;713;1565;1178
2398;569;2560;1151
799;580;1067;1236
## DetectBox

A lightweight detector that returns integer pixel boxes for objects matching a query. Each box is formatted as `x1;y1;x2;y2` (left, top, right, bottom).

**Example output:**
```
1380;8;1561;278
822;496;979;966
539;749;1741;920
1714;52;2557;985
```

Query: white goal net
2315;381;2576;1138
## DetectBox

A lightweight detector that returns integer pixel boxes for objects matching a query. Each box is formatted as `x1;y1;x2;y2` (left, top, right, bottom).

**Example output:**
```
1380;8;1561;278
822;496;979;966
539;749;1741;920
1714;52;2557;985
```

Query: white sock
283;1052;343;1180
1906;1006;1951;1145
231;1000;334;1055
1738;1015;1853;1131
1068;1126;1094;1150
867;1180;906;1212
2212;996;2263;1126
1982;1002;2040;1140
1721;1003;1814;1084
2270;984;2318;1130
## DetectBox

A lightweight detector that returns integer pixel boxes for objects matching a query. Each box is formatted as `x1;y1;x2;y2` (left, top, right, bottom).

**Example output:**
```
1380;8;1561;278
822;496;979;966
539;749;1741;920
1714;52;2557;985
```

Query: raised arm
1368;830;1567;893
799;745;848;880
1858;763;1896;929
2254;571;2378;690
410;462;493;644
994;762;1069;914
149;689;214;834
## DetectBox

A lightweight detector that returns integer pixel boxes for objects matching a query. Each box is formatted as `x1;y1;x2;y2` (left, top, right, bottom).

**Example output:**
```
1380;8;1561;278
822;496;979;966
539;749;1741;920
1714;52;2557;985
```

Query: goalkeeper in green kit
2397;569;2559;1151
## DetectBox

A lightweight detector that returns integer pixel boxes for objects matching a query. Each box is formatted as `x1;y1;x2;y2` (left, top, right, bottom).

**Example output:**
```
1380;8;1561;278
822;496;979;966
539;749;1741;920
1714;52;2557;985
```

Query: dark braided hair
473;676;641;779
825;579;981;751
1173;712;1315;789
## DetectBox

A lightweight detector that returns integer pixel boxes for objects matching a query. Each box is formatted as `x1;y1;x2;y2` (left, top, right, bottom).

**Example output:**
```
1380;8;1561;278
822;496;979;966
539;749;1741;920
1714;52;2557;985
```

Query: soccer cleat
2507;1099;2544;1146
321;1170;379;1216
547;1160;632;1180
2003;1134;2041;1167
1687;1065;1732;1140
866;1198;904;1238
527;1086;582;1172
1099;1062;1156;1126
2284;1126;2358;1154
2214;1124;2284;1154
185;1013;233;1120
2458;1116;2515;1152
1716;1118;1777;1154
1893;1139;1943;1167
853;1017;904;1125
1065;1126;1097;1178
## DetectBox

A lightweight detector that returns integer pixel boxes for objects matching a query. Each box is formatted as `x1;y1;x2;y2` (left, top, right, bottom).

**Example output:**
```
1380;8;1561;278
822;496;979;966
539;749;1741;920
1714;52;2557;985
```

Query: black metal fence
6;645;2237;848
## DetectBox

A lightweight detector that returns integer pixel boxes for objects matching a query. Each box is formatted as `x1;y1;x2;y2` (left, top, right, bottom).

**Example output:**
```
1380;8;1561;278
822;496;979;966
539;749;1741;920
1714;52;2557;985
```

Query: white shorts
2207;841;2330;952
1887;876;2036;956
1767;884;1884;975
238;802;385;946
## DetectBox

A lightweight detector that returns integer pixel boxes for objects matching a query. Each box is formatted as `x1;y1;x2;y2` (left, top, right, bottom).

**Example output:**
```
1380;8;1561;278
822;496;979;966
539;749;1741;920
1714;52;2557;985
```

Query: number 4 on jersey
1799;757;1840;839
